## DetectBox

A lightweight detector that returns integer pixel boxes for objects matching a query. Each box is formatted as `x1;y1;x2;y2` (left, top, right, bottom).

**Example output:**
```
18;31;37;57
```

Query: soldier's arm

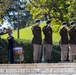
32;26;39;36
59;27;63;36
69;28;75;36
43;27;50;35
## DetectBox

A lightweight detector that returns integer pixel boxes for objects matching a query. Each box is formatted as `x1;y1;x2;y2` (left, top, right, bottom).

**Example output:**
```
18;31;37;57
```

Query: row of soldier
60;21;76;62
32;19;76;63
1;19;75;64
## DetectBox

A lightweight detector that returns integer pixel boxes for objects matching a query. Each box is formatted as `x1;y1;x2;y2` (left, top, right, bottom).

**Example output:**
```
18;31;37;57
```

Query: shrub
0;39;33;63
0;39;61;63
0;39;8;63
51;43;61;63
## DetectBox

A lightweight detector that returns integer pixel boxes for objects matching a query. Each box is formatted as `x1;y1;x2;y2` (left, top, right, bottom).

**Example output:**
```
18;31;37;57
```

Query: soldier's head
70;21;75;26
62;21;67;27
35;19;40;25
46;20;51;26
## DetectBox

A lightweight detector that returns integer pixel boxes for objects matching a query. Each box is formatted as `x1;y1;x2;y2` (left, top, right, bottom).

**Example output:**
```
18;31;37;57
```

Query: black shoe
46;59;51;63
61;60;66;63
37;60;40;63
34;60;40;63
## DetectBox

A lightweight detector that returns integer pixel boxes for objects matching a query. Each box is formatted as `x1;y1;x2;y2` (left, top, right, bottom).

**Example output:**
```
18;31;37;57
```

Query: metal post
17;9;19;39
41;40;45;63
17;0;26;39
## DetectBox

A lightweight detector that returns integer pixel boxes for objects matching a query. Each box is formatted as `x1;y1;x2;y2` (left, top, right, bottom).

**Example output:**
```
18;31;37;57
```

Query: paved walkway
0;63;76;75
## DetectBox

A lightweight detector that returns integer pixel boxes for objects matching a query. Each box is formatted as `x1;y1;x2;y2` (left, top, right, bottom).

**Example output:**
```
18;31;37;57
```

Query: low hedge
0;39;61;63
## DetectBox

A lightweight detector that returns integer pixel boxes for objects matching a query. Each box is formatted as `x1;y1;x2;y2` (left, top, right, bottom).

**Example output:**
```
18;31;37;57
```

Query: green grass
1;21;61;42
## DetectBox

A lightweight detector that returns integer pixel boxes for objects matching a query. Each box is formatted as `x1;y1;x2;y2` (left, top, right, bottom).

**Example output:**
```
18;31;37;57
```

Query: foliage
0;0;11;15
0;39;33;63
0;39;61;63
1;0;32;29
68;0;76;21
52;25;60;33
14;39;33;63
0;0;11;23
0;0;76;26
26;0;71;22
0;38;8;63
51;43;61;63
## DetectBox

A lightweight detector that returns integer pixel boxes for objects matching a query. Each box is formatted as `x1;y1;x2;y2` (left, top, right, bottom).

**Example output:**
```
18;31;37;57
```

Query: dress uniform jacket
43;26;52;44
7;36;15;49
32;25;42;45
60;27;68;44
7;36;15;63
69;26;76;44
0;41;2;49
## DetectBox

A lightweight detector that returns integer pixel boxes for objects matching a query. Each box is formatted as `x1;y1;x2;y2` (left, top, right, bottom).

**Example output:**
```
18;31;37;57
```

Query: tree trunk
59;11;64;22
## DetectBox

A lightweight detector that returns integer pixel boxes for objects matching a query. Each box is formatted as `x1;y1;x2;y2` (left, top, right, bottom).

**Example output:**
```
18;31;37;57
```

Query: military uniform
7;33;15;64
43;20;52;63
0;39;2;62
32;20;42;63
69;21;76;62
0;40;2;49
59;22;68;62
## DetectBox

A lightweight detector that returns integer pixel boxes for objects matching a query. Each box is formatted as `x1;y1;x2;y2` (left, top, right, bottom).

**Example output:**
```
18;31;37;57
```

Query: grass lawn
1;21;61;42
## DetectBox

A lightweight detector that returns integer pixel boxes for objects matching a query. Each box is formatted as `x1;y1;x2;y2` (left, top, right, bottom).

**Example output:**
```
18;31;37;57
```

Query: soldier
7;32;15;64
59;22;68;62
43;20;52;63
0;37;2;49
0;37;2;62
68;21;76;62
32;19;42;63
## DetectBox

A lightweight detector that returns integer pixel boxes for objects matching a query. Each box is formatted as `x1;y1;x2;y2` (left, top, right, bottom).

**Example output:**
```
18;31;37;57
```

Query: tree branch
29;0;39;8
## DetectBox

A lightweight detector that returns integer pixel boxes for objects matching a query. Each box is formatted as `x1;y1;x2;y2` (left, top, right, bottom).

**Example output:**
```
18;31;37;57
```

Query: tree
0;0;11;22
68;0;76;21
5;0;32;29
26;0;70;22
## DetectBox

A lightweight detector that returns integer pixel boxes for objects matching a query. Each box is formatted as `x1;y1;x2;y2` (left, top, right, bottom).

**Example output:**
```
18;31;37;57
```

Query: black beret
46;20;51;24
70;21;75;25
35;19;40;23
62;22;67;25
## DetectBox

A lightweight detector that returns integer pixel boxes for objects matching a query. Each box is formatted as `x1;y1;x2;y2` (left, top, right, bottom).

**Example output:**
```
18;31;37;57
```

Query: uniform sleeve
43;27;52;36
59;28;62;36
32;26;39;36
43;27;46;35
0;41;2;49
59;27;65;36
43;27;48;35
69;28;75;36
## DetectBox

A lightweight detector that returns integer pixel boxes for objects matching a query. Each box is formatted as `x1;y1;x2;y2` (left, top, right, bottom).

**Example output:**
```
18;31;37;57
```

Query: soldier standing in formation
31;19;76;63
43;20;52;63
59;22;68;62
68;21;76;62
32;19;42;63
7;31;15;64
0;37;2;49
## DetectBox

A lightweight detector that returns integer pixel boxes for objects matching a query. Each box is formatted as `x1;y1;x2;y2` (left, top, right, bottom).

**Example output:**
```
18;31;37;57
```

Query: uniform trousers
33;44;41;63
45;44;52;62
60;44;68;61
9;49;14;64
69;44;75;61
